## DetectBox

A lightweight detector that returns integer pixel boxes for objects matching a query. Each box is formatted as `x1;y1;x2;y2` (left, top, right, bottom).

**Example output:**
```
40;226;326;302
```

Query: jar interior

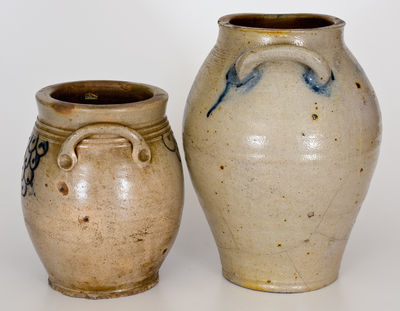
51;82;153;105
229;15;334;29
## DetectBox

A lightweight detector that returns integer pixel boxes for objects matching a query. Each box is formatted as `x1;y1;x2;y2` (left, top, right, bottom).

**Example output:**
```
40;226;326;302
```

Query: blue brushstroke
207;62;335;117
302;67;334;97
206;64;262;117
21;134;49;197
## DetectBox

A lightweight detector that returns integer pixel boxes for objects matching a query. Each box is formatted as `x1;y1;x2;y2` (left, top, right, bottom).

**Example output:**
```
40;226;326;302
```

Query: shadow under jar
21;81;183;299
183;13;381;292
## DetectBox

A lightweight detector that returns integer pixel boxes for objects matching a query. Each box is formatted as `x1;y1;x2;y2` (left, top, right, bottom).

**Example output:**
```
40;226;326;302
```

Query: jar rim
218;13;345;32
36;80;168;109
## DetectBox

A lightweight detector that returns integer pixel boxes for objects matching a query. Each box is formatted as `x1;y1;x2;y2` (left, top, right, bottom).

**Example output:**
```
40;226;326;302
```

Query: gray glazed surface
183;13;381;292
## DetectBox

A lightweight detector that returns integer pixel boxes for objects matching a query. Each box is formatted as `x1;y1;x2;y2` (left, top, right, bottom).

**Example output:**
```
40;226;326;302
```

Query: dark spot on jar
315;106;318;110
220;165;224;170
304;239;310;243
45;183;48;187
78;216;89;224
57;182;68;195
162;248;168;254
302;133;306;136
360;168;364;172
355;82;361;89
277;243;282;247
312;114;318;120
307;211;315;218
334;138;338;141
266;280;271;284
306;252;310;255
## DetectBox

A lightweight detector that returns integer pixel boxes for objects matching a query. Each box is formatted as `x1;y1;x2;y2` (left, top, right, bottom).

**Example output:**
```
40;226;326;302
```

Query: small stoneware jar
21;81;183;298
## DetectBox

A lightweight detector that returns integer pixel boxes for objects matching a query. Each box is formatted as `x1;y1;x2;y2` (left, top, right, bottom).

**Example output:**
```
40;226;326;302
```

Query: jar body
21;81;183;298
183;14;381;292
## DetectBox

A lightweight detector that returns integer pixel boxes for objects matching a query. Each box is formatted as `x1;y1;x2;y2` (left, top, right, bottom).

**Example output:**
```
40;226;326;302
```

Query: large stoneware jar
183;14;381;292
22;81;183;298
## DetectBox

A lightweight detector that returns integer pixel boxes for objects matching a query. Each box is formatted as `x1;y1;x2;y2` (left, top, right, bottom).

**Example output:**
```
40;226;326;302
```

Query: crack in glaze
311;176;348;237
286;251;310;290
316;231;349;242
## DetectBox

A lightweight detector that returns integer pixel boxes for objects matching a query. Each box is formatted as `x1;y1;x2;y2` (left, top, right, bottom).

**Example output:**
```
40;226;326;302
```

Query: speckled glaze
183;14;381;292
21;81;183;299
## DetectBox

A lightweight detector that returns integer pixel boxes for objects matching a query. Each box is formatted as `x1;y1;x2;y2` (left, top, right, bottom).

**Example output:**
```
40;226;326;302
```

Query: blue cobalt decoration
207;62;334;117
21;134;49;197
206;63;262;117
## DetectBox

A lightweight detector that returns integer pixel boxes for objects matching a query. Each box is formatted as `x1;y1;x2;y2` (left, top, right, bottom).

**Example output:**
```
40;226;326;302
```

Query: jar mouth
219;13;345;31
36;80;167;107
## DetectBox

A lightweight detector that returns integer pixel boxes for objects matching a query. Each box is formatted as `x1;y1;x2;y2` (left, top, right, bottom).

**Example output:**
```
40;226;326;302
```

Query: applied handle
57;123;151;171
235;44;332;84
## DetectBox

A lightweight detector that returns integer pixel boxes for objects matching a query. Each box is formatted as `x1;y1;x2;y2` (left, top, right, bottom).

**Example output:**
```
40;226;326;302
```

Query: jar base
48;273;159;299
222;270;337;293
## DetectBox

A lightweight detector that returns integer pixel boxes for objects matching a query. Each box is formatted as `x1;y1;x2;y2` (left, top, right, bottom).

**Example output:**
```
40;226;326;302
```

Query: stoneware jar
21;81;183;298
183;14;381;292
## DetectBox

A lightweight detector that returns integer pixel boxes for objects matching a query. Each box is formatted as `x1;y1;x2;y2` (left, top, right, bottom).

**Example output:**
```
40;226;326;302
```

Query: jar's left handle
57;123;151;171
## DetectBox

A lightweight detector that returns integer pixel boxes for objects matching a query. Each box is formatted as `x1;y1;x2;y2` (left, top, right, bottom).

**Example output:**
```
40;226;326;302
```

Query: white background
1;0;399;310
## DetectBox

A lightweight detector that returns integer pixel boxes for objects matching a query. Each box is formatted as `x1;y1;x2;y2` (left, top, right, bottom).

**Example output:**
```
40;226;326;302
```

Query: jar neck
35;81;168;131
34;116;171;144
216;14;345;54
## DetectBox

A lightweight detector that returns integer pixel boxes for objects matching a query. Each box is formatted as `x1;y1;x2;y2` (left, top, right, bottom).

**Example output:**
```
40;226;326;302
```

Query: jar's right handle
235;44;333;85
